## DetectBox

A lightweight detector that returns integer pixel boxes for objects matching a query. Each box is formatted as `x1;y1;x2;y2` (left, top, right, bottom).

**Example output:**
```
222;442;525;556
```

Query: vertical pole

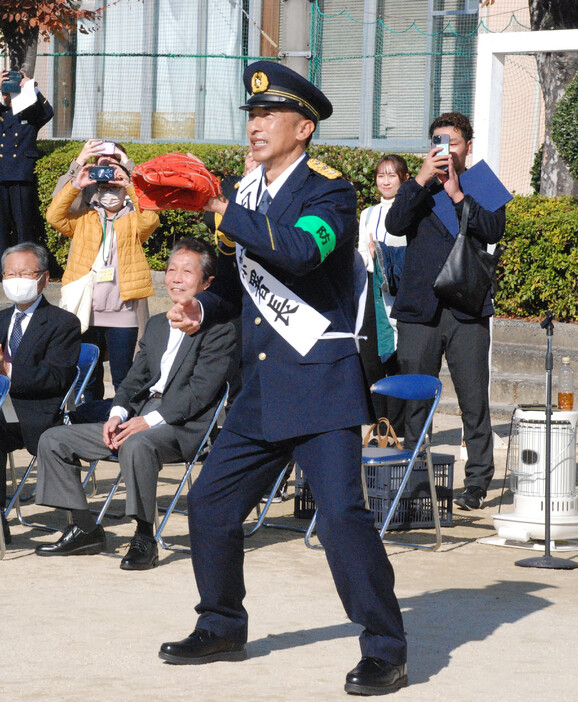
195;0;208;139
140;0;157;142
279;0;311;78
359;0;377;148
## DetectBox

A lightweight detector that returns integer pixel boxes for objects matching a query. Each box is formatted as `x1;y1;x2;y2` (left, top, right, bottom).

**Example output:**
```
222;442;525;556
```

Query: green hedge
494;195;578;321
35;141;578;321
35;141;423;271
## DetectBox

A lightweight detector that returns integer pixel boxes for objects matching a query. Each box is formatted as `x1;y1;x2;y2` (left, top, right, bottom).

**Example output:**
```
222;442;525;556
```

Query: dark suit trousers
187;426;407;664
0;421;24;508
396;308;494;491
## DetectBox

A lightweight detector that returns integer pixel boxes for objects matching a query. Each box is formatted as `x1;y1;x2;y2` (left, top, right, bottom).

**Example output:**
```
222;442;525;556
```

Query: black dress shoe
159;629;247;665
120;533;159;571
35;524;106;557
345;657;408;696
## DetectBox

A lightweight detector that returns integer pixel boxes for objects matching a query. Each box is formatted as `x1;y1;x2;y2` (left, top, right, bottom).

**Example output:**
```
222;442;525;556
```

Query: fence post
279;0;312;78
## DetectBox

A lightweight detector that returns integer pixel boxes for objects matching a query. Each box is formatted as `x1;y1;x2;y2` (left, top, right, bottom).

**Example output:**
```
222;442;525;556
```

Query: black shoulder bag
432;196;504;317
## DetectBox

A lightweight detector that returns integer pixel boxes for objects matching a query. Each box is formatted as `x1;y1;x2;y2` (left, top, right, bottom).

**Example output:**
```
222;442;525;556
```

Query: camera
432;134;450;172
88;166;116;182
1;70;22;95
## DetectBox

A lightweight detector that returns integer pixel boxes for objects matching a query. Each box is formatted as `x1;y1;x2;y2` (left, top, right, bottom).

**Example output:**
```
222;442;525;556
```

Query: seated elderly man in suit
35;237;236;570
0;242;81;545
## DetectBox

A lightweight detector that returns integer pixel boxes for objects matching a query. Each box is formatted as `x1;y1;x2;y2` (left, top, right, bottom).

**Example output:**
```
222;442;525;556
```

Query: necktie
9;312;27;356
257;190;272;214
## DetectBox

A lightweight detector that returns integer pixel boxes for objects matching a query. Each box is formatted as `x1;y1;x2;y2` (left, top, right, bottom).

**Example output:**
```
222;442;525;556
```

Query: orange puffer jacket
47;181;159;301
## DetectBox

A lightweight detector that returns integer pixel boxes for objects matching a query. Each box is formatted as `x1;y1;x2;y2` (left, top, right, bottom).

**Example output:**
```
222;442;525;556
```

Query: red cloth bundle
132;152;221;212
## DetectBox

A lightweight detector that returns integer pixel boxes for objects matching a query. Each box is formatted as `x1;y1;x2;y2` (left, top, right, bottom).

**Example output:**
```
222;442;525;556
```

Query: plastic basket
294;454;454;530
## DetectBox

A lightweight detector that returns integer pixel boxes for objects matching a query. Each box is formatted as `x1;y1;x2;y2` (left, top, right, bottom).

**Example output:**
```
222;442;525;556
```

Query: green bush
494;195;578;321
551;73;578;181
36;142;578;322
36;141;423;271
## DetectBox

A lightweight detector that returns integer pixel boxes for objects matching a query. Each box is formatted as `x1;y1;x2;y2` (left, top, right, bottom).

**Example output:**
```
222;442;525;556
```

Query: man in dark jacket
0;70;54;260
386;112;506;511
0;242;81;545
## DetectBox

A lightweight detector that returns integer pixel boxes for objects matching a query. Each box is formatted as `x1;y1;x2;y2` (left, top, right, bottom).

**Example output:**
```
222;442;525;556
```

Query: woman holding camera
357;154;409;434
47;164;159;410
52;139;135;215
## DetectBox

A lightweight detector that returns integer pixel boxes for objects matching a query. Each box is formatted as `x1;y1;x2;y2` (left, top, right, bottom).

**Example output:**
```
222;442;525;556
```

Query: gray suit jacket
112;313;236;461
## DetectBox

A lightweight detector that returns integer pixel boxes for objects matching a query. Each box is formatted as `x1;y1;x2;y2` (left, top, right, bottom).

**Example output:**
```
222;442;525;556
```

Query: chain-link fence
21;1;546;192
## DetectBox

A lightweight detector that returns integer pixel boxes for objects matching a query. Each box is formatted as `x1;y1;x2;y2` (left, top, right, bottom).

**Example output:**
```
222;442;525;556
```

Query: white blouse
358;197;406;273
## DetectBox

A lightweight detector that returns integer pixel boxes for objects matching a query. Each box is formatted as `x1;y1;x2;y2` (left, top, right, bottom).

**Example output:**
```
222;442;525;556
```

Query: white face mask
2;276;41;305
95;189;125;211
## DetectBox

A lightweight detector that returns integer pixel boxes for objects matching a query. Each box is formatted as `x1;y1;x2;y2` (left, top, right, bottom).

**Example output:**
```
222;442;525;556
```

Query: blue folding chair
304;375;443;551
5;366;80;531
0;375;11;560
366;374;443;550
70;343;100;417
5;342;100;530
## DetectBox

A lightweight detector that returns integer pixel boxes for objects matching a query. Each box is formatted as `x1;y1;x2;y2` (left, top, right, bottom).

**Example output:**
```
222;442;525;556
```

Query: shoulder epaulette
307;158;341;179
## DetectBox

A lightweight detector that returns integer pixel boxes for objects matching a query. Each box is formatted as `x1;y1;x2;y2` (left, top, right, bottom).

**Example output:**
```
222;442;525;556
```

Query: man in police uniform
159;62;408;696
0;70;54;261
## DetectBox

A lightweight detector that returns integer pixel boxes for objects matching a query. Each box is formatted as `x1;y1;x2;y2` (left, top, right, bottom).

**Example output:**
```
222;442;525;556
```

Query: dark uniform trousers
0;181;44;254
397;307;494;491
188;425;407;665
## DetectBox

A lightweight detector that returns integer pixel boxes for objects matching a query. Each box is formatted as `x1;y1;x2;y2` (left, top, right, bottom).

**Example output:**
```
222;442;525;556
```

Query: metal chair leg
6;454;59;532
155;460;196;553
95;470;124;525
378;444;442;551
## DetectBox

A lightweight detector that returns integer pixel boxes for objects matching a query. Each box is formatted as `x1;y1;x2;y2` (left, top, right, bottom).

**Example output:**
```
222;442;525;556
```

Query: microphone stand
516;311;578;569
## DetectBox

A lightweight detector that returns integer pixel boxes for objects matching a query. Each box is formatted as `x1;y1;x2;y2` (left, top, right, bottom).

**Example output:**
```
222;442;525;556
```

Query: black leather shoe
345;657;408;696
35;524;106;557
120;533;159;571
159;629;247;665
2;516;11;545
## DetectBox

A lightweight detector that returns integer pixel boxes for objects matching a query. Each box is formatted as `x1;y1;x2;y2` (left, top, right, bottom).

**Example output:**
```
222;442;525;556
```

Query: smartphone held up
432;133;450;172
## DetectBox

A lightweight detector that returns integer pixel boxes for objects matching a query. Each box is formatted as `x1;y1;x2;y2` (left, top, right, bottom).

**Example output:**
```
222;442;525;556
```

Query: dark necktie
257;190;272;214
9;312;27;356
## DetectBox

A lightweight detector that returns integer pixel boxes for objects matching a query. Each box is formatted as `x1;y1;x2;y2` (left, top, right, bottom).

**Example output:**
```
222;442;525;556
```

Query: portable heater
491;407;578;545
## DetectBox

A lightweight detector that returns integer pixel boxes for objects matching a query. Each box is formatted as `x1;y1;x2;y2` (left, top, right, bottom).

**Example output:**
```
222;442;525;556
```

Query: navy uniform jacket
0;90;54;182
386;178;505;323
0;296;80;454
197;157;373;443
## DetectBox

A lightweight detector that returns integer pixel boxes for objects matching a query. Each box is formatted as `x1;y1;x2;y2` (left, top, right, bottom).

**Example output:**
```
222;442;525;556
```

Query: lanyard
101;213;118;265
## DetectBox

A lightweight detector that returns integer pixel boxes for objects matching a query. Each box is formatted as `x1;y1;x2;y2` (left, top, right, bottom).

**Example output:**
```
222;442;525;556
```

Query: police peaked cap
240;61;333;123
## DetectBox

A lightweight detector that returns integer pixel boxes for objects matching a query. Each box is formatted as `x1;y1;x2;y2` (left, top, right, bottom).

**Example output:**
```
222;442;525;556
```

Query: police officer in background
158;62;408;696
0;69;54;262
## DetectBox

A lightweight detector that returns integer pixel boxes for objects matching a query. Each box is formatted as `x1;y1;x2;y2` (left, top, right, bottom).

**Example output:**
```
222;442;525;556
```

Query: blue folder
432;159;513;237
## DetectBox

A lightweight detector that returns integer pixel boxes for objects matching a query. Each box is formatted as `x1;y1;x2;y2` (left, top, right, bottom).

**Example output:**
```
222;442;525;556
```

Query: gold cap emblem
251;71;269;94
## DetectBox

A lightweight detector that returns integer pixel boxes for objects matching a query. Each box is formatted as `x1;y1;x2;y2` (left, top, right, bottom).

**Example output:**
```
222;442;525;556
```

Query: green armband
295;215;336;262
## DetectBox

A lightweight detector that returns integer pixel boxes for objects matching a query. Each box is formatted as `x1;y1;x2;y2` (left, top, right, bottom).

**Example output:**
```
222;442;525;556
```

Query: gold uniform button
254;316;262;325
258;352;267;361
